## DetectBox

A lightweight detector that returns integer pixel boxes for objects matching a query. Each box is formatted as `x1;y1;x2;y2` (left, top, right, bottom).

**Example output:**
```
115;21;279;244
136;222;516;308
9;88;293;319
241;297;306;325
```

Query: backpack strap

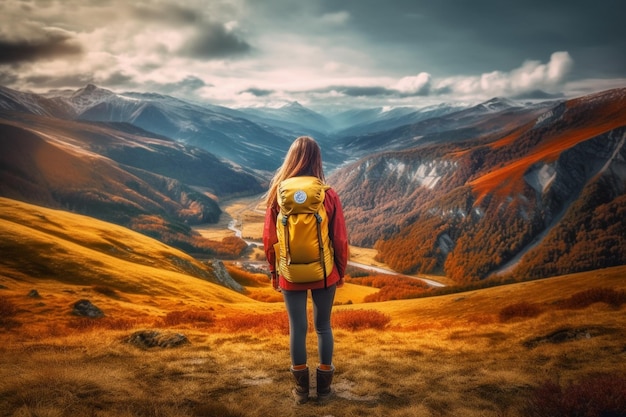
314;212;328;289
281;214;292;265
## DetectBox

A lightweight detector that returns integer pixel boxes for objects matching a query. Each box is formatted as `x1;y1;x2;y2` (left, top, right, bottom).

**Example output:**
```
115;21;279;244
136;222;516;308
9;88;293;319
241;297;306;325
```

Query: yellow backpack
274;176;334;287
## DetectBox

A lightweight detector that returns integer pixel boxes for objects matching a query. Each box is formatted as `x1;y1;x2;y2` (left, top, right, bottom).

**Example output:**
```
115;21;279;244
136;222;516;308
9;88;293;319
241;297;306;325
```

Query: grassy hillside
1;197;625;416
0;116;263;259
0;197;250;299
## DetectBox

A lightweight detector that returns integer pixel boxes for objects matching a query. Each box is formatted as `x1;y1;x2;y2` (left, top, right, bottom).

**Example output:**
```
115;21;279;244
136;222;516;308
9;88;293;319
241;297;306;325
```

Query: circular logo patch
294;190;307;204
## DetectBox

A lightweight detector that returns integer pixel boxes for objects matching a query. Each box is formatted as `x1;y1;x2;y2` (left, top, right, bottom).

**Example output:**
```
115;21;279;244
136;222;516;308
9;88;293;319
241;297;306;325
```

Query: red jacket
263;187;349;291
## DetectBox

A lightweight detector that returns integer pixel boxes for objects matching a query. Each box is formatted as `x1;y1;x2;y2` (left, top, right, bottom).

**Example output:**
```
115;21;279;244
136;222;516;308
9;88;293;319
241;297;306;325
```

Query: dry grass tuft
345;274;429;302
499;301;543;322
332;309;391;331
225;264;269;287
498;286;626;323
244;291;284;303
67;317;145;332
218;311;289;334
559;287;626;309
0;296;18;325
162;309;215;327
91;285;122;299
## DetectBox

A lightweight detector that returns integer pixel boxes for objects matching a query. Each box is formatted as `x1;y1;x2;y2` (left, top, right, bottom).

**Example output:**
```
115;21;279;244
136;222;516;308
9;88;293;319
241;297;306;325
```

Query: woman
263;136;349;404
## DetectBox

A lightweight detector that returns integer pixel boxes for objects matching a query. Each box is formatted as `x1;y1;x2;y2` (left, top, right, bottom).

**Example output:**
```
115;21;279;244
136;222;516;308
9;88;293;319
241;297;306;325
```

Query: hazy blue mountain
334;97;555;157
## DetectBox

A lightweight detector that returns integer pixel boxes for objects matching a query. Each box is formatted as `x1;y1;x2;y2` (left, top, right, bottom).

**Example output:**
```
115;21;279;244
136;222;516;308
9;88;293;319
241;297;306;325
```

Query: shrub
560;287;626;309
225;264;269;287
220;311;289;334
162;310;215;327
499;302;543;322
67;317;142;331
332;309;391;331
0;296;18;326
0;296;17;318
92;285;120;298
525;373;626;417
346;274;429;302
244;292;284;303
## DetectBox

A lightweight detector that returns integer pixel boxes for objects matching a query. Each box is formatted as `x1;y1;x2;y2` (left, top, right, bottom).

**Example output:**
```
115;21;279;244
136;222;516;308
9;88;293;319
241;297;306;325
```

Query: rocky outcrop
211;260;244;292
72;299;104;318
126;330;190;349
542;128;626;224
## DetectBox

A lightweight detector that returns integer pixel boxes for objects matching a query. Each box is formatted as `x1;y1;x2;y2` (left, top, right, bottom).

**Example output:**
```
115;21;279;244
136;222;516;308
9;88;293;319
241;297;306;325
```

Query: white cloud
435;52;574;98
1;0;621;110
393;72;431;95
510;51;573;90
546;51;574;82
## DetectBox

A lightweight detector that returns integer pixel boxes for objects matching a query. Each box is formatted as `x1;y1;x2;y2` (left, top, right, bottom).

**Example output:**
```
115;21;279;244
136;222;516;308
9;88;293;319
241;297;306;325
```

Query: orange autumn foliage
345;274;429;302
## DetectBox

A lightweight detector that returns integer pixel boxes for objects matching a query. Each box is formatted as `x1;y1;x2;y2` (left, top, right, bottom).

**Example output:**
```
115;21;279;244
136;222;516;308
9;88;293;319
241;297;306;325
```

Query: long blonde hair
266;136;325;208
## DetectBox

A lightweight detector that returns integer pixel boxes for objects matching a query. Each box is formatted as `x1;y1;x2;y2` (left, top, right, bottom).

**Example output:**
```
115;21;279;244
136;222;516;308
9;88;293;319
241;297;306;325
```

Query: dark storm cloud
316;84;431;98
23;70;133;91
128;2;251;59
0;70;19;86
24;73;95;89
155;76;208;95
129;2;200;25
511;90;565;100
316;0;626;79
0;33;83;64
243;88;274;97
101;72;136;87
338;86;394;97
179;21;251;59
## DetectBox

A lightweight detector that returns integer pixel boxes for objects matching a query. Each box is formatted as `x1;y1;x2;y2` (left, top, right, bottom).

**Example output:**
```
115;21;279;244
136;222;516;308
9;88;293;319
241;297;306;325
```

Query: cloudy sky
1;0;625;111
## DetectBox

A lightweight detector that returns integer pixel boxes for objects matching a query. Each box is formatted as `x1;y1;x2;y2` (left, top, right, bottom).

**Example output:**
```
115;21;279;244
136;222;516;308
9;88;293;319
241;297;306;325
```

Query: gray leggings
282;285;336;366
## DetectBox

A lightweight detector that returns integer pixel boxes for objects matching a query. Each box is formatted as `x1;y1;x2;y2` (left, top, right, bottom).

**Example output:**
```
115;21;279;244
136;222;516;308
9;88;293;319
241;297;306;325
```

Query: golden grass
2;264;625;416
1;196;625;416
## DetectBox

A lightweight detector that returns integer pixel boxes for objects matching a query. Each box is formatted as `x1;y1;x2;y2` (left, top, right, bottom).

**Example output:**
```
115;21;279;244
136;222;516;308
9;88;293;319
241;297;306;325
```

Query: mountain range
331;88;626;282
1;84;625;284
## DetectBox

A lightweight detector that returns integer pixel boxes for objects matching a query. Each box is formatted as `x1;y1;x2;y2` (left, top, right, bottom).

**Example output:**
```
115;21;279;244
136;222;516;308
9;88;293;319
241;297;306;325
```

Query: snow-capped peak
67;84;139;114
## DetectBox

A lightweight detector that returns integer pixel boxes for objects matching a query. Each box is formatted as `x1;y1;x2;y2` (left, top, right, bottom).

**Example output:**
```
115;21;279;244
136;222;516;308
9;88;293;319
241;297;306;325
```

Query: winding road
346;261;446;288
227;219;446;288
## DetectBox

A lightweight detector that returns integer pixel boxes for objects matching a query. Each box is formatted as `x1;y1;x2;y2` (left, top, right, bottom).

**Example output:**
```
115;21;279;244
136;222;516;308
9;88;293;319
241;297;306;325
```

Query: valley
2;85;625;285
193;194;452;287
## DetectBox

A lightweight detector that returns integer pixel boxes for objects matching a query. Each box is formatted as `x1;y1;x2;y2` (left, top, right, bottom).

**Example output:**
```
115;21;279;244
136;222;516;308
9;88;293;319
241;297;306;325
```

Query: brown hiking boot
290;366;309;404
316;365;335;403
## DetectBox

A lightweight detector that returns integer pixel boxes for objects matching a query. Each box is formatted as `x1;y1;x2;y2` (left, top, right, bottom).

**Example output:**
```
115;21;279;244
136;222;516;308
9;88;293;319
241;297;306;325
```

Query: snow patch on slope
384;158;457;189
524;162;556;194
68;84;142;116
601;130;626;182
